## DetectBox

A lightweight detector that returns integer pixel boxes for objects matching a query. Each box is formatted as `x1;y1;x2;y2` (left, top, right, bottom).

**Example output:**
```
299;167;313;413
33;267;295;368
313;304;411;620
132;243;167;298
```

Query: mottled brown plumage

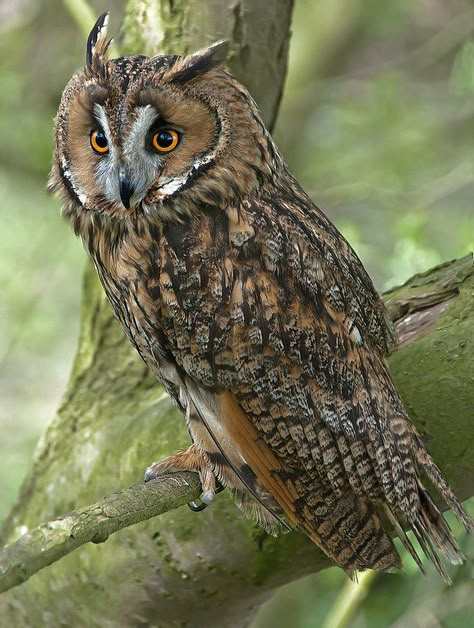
50;14;473;581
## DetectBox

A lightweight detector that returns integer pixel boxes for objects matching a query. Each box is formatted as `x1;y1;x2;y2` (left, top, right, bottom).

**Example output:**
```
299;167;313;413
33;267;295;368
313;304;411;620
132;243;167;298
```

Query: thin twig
321;570;378;628
0;472;200;595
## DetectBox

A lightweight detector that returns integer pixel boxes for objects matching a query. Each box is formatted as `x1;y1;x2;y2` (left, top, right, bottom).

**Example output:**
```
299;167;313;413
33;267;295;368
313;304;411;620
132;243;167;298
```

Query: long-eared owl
50;14;472;580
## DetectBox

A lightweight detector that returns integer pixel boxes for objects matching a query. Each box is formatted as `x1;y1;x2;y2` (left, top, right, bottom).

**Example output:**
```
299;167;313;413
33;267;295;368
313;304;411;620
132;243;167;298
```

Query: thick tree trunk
0;1;473;626
121;0;294;132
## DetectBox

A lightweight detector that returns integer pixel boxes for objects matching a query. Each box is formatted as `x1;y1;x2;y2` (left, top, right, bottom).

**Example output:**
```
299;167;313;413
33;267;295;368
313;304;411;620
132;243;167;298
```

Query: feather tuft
86;12;111;77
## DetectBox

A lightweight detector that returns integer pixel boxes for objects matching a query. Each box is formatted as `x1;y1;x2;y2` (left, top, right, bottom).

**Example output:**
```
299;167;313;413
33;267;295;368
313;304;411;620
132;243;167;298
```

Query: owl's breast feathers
95;191;472;578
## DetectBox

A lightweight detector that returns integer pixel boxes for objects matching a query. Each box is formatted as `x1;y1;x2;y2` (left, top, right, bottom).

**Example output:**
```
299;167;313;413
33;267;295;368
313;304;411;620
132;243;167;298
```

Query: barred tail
300;491;402;577
412;432;474;533
406;431;474;583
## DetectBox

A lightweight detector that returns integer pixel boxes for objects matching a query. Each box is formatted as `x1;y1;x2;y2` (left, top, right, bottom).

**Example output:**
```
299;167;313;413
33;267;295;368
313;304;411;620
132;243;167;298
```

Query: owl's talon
144;445;218;514
188;500;208;512
144;467;157;483
188;483;217;511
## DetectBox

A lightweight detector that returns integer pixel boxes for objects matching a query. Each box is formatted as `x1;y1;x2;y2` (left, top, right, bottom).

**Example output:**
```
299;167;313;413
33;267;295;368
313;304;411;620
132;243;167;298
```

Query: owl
50;14;472;581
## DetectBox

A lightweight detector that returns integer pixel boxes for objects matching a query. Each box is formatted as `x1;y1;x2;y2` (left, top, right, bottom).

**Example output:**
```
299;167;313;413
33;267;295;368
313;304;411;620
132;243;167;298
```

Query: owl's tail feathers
412;485;463;583
385;488;461;584
412;432;474;534
384;505;426;575
402;432;474;584
300;491;402;577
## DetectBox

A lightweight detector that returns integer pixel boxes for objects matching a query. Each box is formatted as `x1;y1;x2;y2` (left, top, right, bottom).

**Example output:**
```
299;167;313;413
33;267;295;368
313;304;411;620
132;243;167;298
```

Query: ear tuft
202;40;230;66
170;40;230;84
86;12;112;77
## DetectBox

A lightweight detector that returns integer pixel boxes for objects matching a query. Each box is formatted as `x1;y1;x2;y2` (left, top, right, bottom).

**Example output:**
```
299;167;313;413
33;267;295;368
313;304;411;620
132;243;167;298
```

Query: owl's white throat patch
156;151;217;199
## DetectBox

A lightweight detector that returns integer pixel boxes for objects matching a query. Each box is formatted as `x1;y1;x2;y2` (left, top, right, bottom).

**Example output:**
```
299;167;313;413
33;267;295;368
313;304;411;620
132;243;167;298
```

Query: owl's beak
119;168;134;209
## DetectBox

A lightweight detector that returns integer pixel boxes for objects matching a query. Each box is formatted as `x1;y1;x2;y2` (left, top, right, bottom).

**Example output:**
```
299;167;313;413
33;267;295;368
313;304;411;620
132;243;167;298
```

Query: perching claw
188;500;208;512
188;482;225;512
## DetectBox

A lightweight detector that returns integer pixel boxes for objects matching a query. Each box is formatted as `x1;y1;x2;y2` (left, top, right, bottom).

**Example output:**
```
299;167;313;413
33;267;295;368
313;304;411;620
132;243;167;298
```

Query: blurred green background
0;0;472;626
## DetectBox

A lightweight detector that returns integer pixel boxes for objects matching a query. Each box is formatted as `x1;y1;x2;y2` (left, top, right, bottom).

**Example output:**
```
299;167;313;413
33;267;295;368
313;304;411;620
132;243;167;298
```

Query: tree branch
0;474;200;595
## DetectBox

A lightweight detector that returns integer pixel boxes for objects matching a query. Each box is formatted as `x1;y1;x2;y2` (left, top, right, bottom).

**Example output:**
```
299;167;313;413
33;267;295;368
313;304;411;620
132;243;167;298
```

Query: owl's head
50;13;274;228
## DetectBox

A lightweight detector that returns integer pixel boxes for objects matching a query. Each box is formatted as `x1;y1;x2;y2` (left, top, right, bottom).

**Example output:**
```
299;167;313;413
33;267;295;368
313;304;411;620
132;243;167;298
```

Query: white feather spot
350;323;363;345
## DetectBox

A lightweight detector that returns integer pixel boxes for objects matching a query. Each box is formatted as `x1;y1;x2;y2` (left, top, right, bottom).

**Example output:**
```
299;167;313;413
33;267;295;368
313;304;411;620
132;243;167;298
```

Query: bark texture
122;0;294;132
0;473;201;595
0;1;473;625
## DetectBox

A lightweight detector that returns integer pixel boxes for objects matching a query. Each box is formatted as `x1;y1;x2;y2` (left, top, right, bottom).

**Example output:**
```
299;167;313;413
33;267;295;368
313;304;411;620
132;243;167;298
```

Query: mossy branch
0;473;200;595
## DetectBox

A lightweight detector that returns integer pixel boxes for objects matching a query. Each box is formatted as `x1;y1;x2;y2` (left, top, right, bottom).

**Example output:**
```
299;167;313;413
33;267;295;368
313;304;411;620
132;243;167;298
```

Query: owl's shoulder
223;190;396;355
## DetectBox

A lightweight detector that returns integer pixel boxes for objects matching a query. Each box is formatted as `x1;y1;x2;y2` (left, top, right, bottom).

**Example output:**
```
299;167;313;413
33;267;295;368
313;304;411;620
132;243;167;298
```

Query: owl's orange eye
90;130;109;154
152;129;180;153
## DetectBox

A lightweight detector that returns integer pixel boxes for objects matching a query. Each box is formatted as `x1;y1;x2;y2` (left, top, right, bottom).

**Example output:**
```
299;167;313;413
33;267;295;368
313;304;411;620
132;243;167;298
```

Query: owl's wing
247;194;397;356
158;199;472;577
239;195;402;445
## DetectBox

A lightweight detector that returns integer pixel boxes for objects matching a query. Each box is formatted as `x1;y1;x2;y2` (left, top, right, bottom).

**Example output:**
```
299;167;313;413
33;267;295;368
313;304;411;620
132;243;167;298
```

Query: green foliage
276;0;474;291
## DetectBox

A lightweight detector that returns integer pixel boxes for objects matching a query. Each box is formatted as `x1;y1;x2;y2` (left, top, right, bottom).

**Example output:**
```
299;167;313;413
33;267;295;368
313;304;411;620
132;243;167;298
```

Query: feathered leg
144;443;217;511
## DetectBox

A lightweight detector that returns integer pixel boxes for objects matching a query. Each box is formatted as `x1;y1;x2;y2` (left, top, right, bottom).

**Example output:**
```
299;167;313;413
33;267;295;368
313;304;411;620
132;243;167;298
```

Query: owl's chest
90;236;178;383
90;215;245;388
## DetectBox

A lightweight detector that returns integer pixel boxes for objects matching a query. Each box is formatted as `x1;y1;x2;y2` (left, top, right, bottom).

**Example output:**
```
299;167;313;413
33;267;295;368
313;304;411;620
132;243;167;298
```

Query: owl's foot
188;479;225;511
144;444;217;512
